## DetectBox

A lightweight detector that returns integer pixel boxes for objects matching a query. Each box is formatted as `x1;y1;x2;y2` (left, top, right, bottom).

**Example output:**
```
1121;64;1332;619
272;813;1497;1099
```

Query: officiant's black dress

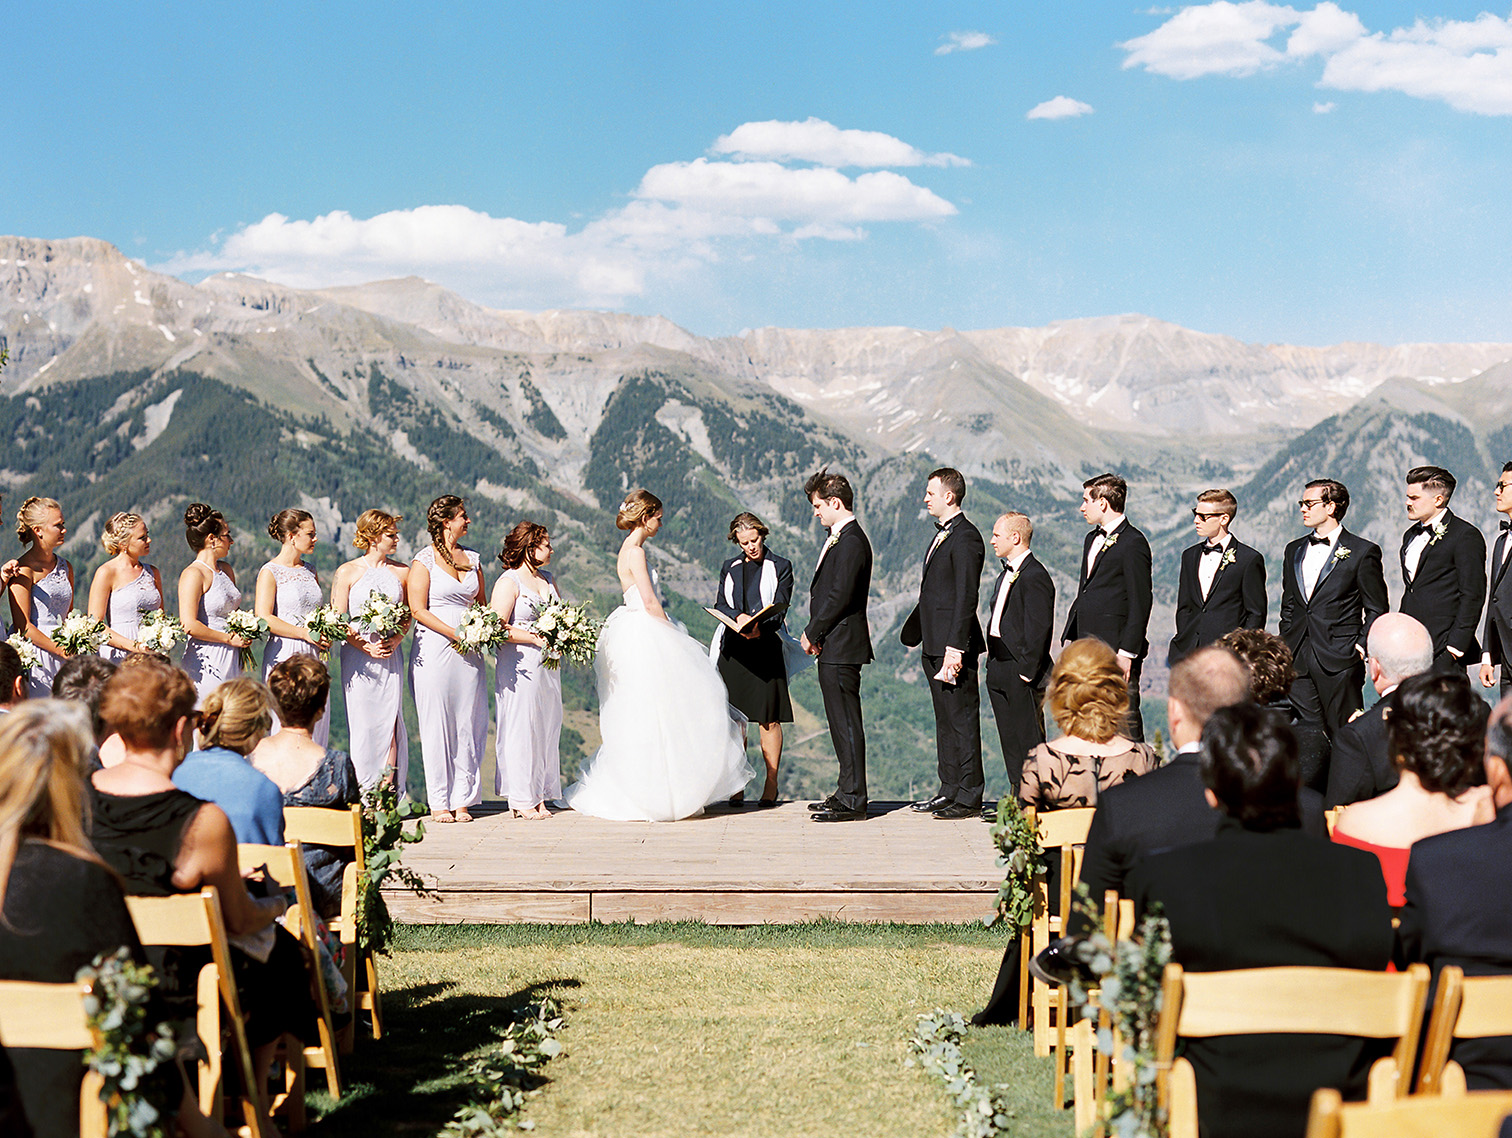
713;551;794;724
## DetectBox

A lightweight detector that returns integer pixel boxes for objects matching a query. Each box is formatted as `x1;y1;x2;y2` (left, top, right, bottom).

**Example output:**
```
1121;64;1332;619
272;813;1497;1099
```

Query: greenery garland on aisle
443;998;566;1136
907;1009;1014;1138
359;782;434;955
76;948;177;1138
984;796;1043;931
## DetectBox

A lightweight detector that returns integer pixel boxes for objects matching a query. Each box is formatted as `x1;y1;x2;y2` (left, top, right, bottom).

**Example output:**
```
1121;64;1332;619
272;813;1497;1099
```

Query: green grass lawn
305;923;1074;1138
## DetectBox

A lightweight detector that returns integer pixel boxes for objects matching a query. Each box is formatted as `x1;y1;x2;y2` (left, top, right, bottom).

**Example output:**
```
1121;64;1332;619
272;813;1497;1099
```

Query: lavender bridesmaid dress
261;561;331;748
104;564;161;662
25;558;71;699
182;568;242;705
342;563;410;792
409;546;487;812
493;568;563;809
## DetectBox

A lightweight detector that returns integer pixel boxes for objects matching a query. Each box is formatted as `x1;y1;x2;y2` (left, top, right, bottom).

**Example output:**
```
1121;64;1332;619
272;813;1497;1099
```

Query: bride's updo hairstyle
100;512;143;556
354;509;402;551
184;503;228;552
499;521;550;569
616;489;663;532
15;497;60;545
268;508;314;544
1046;638;1129;744
426;495;467;571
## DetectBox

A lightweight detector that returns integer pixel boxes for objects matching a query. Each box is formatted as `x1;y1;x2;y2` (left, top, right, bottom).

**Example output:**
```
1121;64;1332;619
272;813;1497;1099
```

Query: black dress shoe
811;807;867;822
1028;936;1097;988
808;795;842;812
911;795;951;813
932;803;976;819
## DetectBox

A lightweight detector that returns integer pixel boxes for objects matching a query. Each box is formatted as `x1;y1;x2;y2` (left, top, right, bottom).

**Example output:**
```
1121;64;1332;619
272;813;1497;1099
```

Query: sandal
758;798;778;809
432;810;455;823
454;809;475;823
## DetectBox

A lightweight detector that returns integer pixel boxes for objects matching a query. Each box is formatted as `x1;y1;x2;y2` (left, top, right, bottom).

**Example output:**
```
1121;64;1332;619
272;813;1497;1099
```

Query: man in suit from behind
982;511;1054;804
1062;472;1153;740
801;467;874;823
1168;488;1266;666
1399;465;1486;675
901;467;987;819
1481;463;1512;698
1398;695;1512;1089
1325;613;1433;808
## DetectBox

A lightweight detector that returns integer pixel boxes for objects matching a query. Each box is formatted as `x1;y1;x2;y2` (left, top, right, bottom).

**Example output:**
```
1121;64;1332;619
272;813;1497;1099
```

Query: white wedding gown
565;570;753;821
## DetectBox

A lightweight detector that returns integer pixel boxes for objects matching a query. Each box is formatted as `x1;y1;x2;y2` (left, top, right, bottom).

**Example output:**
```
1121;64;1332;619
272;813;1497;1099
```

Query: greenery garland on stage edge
985;796;1043;932
359;782;435;955
443;998;566;1136
77;948;177;1138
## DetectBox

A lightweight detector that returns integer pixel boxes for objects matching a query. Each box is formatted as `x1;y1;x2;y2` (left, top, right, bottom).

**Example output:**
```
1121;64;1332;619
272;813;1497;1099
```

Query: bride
565;489;753;821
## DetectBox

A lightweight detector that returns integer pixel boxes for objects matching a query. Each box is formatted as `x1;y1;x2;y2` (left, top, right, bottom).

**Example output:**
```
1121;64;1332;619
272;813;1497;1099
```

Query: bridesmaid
331;509;411;791
178;503;250;704
407;495;487;823
7;497;73;698
88;512;164;662
255;508;332;748
490;521;563;820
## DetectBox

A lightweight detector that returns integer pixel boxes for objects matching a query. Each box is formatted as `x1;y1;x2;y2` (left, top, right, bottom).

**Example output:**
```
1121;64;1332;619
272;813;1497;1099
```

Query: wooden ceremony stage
385;800;1002;925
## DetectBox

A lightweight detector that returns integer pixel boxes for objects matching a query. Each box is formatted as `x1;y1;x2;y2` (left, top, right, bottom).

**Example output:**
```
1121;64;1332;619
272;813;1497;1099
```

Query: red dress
1331;830;1410;908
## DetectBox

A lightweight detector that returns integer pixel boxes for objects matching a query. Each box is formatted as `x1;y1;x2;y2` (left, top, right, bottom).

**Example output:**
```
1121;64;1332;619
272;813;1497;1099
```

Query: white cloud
1026;96;1096;120
1285;2;1364;57
712;118;969;168
1313;100;1337;112
935;30;997;55
1320;16;1512;115
1120;1;1299;78
636;159;956;223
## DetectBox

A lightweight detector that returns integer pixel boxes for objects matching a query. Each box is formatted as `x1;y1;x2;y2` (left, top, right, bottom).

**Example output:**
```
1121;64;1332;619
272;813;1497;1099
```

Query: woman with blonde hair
331;509;410;790
565;490;751;821
1018;638;1158;811
172;677;284;847
7;497;73;698
88;511;165;661
178;503;251;703
256;507;331;746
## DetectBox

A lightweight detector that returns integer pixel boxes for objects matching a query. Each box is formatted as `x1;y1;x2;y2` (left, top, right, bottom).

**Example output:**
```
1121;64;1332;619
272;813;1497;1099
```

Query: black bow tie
1502;521;1511;533
1408;521;1431;539
1307;534;1330;547
935;520;951;532
1201;541;1223;555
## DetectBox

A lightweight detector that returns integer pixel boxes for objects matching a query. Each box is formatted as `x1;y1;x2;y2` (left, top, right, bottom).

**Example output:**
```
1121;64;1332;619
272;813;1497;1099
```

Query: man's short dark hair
929;467;967;506
805;467;854;511
1406;465;1456;502
1305;478;1350;520
1083;473;1127;514
52;653;119;741
0;644;23;706
1201;703;1303;832
1387;672;1487;797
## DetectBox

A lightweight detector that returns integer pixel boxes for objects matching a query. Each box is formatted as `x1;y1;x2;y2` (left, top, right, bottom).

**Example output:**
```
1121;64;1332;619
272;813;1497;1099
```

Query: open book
704;602;787;633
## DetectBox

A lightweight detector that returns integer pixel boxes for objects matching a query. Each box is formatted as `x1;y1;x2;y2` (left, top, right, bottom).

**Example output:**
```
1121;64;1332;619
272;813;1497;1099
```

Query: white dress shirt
988;550;1033;639
1197;533;1232;600
814;515;853;572
1301;527;1340;598
1403;507;1447;581
1086;512;1125;576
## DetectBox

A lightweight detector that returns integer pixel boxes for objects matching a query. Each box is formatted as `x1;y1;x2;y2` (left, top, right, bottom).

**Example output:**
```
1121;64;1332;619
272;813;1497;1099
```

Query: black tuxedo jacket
985;553;1054;686
1398;805;1512;1088
1400;511;1486;659
1324;698;1397;808
901;513;986;658
1486;528;1512;669
804;520;873;667
1128;824;1394;1138
1279;529;1389;672
1167;538;1267;666
1062;519;1153;658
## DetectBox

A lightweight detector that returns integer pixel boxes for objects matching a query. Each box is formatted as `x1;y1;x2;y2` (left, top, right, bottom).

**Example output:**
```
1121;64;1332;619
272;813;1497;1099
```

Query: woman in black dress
712;513;795;807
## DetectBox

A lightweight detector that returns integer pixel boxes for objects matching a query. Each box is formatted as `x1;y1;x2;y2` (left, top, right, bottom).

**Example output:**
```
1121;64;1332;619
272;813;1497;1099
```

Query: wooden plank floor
384;800;1003;925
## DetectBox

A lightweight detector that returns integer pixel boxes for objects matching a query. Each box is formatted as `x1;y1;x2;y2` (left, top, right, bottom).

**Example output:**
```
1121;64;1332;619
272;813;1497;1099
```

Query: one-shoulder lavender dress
182;567;242;705
342;562;410;791
410;546;487;812
26;558;72;699
262;561;331;749
104;564;161;662
494;568;563;808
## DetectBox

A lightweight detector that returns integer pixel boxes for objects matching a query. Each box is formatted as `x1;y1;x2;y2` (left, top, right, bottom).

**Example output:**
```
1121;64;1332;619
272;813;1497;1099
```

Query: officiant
710;511;802;807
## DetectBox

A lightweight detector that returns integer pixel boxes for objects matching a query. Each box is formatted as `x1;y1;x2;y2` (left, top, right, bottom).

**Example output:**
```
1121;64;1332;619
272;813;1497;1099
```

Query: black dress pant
817;661;867;811
1291;644;1365;737
1125;655;1145;742
924;654;983;808
985;658;1045;798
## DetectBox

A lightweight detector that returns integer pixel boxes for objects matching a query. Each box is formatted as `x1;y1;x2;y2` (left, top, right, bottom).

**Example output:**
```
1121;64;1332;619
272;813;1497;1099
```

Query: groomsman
982;512;1054;800
1279;479;1388;746
1398;465;1486;674
1167;489;1266;666
801;468;874;823
1481;463;1512;696
1062;473;1153;740
901;468;986;819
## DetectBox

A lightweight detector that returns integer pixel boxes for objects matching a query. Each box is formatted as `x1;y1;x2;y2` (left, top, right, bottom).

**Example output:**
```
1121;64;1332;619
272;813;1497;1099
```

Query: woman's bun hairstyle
184;503;226;552
616;489;663;532
15;497;59;546
268;508;314;544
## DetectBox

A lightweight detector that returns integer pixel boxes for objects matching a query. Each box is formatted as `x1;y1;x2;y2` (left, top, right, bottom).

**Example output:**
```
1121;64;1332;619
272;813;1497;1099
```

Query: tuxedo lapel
1494;531;1512;590
1399;529;1413;583
1079;529;1097;588
1292;539;1308;600
1312;533;1346;597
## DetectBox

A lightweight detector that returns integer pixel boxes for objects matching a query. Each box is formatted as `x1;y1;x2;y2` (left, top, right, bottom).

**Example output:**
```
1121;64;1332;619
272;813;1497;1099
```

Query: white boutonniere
1220;548;1236;569
1332;545;1351;561
1428;521;1448;547
823;534;838;553
1099;532;1119;551
1006;569;1021;585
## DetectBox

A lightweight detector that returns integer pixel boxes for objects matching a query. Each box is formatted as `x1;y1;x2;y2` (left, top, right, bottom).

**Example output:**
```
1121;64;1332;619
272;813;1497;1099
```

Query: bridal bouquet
224;610;269;671
451;603;508;656
136;610;185;654
5;633;40;674
303;606;351;663
530;599;601;671
355;590;410;641
52;611;109;657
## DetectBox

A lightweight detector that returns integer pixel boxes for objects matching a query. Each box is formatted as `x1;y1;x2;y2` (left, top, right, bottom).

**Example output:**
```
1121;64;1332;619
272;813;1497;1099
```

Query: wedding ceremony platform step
384;799;1002;925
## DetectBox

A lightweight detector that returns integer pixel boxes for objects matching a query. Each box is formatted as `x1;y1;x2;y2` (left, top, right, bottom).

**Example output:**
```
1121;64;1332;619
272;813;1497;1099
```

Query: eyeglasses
1191;509;1227;519
1298;498;1326;508
1497;481;1512;492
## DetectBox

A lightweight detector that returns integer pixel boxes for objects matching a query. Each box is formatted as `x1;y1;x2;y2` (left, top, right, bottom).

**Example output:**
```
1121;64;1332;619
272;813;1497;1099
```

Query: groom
801;467;874;823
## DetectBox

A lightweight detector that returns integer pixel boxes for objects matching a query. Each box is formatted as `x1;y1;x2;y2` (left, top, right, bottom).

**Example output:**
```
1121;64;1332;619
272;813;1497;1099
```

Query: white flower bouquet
355;589;410;640
530;598;601;671
451;603;508;656
5;633;41;674
224;610;269;671
52;611;110;657
303;606;351;663
136;610;185;654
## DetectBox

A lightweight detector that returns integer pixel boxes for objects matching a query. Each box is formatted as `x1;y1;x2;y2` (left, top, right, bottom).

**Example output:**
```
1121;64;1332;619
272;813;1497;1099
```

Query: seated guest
172;678;285;846
50;653;117;741
1128;703;1394;1138
1018;638;1157;811
252;656;361;918
1332;671;1490;906
1217;626;1328;787
0;644;24;713
1398;696;1512;1088
1326;613;1434;808
87;658;315;1086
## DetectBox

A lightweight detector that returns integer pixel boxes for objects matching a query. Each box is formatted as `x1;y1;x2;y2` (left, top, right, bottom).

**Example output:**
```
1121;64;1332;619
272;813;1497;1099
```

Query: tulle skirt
566;606;752;821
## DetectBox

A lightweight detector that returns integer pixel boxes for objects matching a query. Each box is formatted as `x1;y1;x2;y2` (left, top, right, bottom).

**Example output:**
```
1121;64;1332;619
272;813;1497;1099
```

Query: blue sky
7;1;1512;344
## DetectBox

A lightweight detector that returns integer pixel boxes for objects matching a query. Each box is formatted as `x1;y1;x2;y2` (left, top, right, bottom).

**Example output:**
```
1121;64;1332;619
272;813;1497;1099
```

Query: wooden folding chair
283;804;379;1050
126;887;274;1138
1022;806;1096;1058
0;979;108;1138
1070;890;1138;1135
1325;807;1343;835
1417;967;1512;1094
1154;963;1432;1138
1306;1086;1512;1138
239;840;343;1104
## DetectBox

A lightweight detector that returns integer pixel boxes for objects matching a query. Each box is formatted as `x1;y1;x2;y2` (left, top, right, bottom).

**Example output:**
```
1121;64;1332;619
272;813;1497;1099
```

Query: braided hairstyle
268;508;313;544
427;496;467;571
100;512;143;556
